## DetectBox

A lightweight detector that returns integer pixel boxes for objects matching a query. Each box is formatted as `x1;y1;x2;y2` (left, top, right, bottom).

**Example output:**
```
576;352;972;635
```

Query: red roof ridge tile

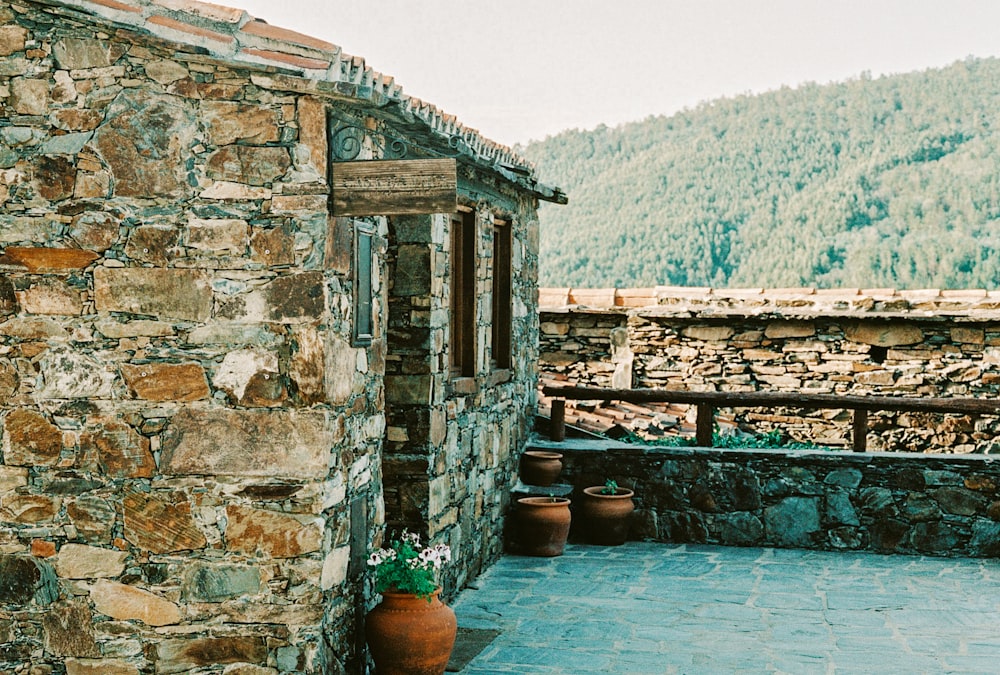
147;14;234;43
240;18;336;52
240;47;331;71
151;0;244;23
84;0;142;12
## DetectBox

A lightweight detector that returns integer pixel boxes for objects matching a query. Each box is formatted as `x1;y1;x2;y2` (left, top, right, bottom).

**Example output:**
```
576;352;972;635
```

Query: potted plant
520;450;563;486
579;479;635;545
515;495;572;556
366;531;457;675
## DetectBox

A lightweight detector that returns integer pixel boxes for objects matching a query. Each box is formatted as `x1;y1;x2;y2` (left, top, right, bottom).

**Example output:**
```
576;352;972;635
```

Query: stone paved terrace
451;543;1000;674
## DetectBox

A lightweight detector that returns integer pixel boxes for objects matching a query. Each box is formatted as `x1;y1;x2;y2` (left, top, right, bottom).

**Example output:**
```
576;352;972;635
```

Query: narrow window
491;219;512;370
353;221;374;346
450;210;476;378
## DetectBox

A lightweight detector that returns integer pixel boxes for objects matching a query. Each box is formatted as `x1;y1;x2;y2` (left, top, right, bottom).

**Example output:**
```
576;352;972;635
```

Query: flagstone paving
451;542;1000;674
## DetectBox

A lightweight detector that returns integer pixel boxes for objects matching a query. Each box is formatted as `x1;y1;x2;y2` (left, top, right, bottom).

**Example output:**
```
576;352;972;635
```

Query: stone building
0;1;563;673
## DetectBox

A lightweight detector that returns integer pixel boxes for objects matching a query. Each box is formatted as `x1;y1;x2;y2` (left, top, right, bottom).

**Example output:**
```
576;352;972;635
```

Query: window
491;219;512;371
353;221;374;346
450;209;476;378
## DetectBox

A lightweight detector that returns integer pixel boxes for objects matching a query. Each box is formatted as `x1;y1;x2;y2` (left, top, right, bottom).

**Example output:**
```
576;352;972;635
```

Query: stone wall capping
899;289;942;299
940;289;988;298
814;288;861;297
615;288;657;307
713;288;765;298
538;287;571;308
540;286;1000;319
567;288;616;308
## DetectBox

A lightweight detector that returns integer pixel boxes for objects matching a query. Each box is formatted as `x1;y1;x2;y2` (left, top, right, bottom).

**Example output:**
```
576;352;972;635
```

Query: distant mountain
520;58;1000;289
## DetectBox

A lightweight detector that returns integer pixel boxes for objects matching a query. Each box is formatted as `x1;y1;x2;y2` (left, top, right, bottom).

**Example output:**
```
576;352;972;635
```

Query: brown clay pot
580;486;635;545
366;588;457;675
520;450;563;486
516;496;571;556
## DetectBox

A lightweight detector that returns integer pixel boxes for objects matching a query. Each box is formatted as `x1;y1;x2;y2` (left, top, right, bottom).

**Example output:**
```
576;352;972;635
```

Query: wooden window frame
491;218;512;373
450;209;476;379
352;220;375;346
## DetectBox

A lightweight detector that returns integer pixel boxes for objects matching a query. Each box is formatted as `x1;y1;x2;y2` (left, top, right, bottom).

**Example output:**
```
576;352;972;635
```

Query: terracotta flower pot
580;486;635;545
366;588;457;675
520;450;563;486
516;496;571;556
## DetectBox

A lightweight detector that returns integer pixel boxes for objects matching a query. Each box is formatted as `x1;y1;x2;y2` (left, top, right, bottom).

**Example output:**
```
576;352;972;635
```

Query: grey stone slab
454;542;1000;675
941;655;1000;672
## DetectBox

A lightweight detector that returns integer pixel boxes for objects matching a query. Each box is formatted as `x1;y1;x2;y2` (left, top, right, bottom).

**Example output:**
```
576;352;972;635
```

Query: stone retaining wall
552;441;1000;557
540;287;1000;452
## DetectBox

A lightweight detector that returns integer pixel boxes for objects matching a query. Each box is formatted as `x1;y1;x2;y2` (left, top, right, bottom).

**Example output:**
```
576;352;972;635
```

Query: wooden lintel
332;158;457;216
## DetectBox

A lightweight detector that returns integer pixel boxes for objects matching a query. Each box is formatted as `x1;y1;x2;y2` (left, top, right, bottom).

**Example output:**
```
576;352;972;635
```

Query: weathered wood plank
332;158;456;216
542;385;1000;416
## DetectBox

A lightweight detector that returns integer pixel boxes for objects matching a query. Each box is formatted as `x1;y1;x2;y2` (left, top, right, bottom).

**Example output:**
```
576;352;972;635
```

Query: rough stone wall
540;299;1000;452
0;7;384;674
555;442;1000;557
385;195;540;597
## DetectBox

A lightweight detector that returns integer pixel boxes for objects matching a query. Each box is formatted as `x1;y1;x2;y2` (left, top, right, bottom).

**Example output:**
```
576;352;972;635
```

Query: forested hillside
521;58;1000;289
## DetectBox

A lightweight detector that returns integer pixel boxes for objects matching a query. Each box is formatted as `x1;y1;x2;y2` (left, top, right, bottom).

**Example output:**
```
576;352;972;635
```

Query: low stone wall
549;440;1000;557
540;287;1000;452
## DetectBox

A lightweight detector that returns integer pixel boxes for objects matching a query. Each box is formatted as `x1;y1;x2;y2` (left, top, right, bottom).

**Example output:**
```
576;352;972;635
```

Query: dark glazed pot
516;496;572;556
580;486;635;545
366;588;457;675
520;450;563;486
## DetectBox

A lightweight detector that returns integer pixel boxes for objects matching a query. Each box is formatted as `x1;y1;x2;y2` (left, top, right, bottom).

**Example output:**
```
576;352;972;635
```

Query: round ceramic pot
516;496;571;556
580;486;635;545
366;588;457;675
520;450;563;486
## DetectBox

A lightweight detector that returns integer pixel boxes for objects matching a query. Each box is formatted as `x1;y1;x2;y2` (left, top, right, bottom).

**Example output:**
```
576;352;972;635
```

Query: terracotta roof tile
148;14;235;43
85;0;142;12
240;19;336;51
240;47;331;71
151;0;245;22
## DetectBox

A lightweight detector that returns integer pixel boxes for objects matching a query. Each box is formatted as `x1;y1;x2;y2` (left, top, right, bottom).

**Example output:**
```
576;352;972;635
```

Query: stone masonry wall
540;288;1000;453
1;6;385;674
385;194;541;597
554;442;1000;557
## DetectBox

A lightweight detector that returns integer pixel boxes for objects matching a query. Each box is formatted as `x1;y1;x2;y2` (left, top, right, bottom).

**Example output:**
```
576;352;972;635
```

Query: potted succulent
579;479;635;545
515;495;572;556
366;531;457;675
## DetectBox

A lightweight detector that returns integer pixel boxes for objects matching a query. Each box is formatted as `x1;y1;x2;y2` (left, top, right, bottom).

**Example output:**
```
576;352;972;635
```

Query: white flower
401;531;422;547
367;549;396;567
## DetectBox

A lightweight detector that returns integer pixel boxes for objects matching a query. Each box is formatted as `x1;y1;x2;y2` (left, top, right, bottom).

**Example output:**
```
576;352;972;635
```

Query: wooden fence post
696;404;714;447
852;409;868;452
550;398;566;442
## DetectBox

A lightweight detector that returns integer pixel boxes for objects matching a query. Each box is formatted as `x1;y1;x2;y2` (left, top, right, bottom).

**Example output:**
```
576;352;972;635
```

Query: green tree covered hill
521;58;1000;289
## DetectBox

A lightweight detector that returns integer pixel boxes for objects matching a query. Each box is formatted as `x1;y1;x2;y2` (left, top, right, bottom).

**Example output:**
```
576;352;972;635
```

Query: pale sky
235;0;1000;147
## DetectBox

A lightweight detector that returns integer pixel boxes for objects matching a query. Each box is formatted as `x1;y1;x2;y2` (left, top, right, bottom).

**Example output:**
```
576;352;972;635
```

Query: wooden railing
542;385;1000;451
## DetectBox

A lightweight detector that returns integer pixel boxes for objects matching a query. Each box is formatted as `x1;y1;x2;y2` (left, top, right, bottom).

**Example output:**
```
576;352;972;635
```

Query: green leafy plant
600;479;619;495
367;531;451;601
622;427;822;450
